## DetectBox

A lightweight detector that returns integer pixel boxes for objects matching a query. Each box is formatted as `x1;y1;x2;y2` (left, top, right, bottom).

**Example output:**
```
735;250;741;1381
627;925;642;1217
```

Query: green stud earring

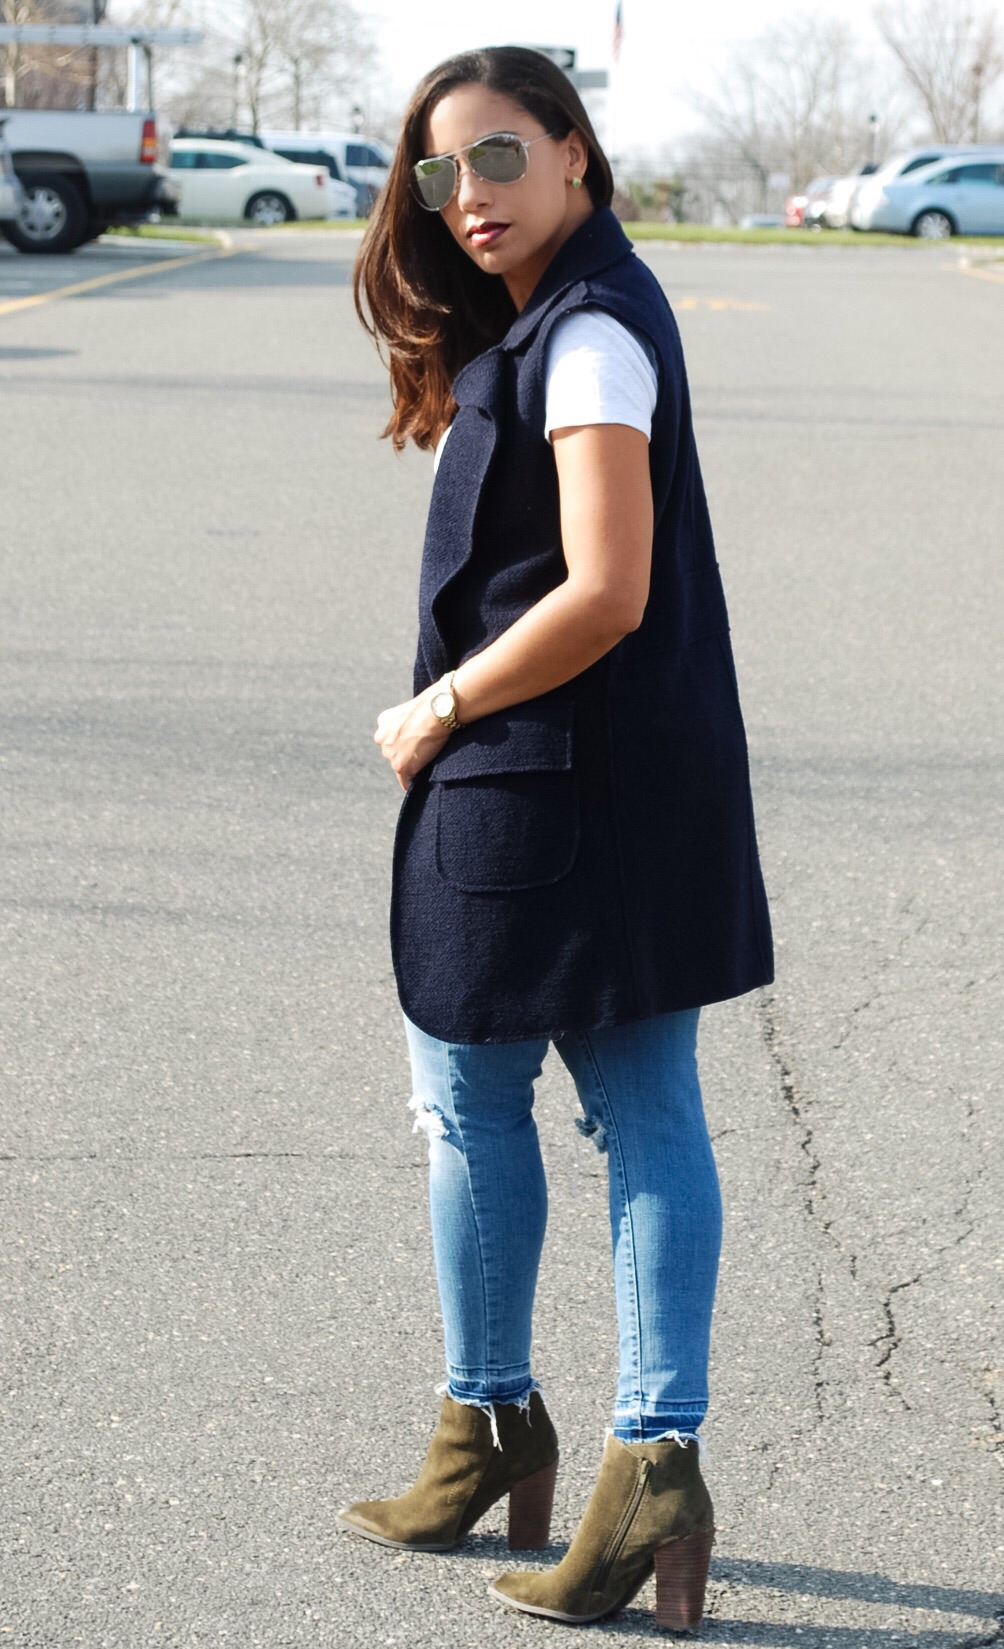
571;176;583;189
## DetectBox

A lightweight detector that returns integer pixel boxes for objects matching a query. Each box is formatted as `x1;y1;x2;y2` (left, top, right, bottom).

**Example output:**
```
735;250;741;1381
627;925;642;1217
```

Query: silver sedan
854;153;1004;238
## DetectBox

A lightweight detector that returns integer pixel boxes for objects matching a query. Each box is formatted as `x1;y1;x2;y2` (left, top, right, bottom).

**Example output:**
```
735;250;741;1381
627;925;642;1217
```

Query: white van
261;130;392;214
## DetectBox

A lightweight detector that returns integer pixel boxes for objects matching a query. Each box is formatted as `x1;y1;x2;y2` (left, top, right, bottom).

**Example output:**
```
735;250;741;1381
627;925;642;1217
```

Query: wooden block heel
653;1526;715;1631
507;1456;558;1550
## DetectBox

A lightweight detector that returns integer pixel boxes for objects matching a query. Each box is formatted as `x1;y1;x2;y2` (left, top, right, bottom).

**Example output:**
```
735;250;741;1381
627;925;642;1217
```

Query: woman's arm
374;422;653;790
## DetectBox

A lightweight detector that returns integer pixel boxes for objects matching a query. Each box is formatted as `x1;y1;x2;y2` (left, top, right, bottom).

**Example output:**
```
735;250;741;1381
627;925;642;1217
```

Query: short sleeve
543;308;659;442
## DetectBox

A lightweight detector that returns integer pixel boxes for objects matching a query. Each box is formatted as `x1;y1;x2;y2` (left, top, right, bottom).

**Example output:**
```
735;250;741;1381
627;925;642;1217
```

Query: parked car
785;176;836;228
0;117;25;230
322;173;359;219
801;166;870;229
853;152;1004;237
848;145;1000;230
173;127;358;216
174;126;269;149
168;138;331;224
260;129;391;215
0;109;178;253
256;134;358;216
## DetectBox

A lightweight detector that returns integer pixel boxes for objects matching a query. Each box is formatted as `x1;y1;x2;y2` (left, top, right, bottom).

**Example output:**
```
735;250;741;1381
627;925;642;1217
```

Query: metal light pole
971;60;983;143
867;112;880;168
232;52;243;128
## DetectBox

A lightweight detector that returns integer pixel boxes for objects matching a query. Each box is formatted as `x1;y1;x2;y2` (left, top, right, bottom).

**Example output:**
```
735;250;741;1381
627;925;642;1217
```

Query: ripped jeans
403;1007;722;1443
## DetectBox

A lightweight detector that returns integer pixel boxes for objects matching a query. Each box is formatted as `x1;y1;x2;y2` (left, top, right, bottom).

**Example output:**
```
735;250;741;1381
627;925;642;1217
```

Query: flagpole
609;2;623;182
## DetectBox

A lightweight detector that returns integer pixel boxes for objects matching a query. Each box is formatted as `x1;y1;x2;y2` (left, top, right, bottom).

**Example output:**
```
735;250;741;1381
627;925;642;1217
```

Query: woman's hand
374;688;451;790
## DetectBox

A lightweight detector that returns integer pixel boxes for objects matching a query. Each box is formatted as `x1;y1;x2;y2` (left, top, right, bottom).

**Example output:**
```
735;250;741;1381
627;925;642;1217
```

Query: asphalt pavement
1;227;1002;1648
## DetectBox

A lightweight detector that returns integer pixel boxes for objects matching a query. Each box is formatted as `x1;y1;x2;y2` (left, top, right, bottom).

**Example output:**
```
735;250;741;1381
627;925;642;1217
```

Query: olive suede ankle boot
489;1432;714;1630
337;1390;559;1552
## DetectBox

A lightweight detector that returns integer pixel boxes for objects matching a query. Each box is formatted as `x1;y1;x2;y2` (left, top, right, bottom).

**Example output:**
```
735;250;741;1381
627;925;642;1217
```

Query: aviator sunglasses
411;130;559;211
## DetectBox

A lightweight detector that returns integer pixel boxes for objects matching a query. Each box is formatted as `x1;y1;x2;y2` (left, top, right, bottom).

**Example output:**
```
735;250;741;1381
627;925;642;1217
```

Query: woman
340;45;773;1632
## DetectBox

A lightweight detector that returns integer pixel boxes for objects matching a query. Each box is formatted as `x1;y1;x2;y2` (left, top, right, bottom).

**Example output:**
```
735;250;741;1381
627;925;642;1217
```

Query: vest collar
452;207;634;406
500;205;634;352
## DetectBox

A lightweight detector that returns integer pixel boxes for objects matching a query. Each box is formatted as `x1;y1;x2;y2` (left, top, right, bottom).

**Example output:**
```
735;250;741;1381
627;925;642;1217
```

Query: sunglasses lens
469;135;528;184
412;156;456;210
411;133;537;211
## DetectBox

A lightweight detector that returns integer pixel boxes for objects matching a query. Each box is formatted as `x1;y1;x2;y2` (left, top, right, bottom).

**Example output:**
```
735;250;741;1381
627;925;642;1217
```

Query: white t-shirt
433;308;659;473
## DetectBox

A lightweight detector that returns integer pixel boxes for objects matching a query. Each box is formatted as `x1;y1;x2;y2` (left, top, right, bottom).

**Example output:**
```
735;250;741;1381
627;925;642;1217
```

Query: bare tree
2;0;96;108
875;0;1003;142
245;0;373;130
111;0;376;132
687;12;894;200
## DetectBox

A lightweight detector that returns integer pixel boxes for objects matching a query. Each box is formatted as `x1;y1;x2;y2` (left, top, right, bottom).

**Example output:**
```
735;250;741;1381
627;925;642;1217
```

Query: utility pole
88;0;108;111
971;59;983;142
292;55;301;128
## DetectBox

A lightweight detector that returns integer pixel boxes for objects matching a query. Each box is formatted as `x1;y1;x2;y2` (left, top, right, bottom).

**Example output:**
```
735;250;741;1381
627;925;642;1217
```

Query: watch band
430;670;461;732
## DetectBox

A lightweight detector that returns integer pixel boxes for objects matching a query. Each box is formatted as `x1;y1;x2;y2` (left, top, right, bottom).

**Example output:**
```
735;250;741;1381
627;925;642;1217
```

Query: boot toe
336;1501;391;1540
489;1569;595;1621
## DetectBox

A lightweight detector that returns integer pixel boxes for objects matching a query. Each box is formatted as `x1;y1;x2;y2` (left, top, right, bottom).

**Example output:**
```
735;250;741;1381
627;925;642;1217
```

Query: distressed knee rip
408;1096;449;1142
575;1115;608;1154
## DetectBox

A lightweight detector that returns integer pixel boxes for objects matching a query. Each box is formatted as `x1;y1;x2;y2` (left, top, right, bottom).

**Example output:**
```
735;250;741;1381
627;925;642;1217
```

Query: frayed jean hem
435;1377;543;1449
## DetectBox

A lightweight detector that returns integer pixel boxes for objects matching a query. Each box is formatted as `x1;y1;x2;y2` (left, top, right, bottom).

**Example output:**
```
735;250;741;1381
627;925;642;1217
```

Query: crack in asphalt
829;908;931;1052
756;989;829;1432
867;1080;989;1413
869;1273;923;1412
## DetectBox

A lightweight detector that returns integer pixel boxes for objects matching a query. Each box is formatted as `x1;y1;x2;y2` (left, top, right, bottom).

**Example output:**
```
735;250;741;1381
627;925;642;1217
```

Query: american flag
612;1;624;62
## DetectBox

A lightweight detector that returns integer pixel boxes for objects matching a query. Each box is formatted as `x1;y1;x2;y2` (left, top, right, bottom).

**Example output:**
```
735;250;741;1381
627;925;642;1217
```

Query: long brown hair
353;46;614;452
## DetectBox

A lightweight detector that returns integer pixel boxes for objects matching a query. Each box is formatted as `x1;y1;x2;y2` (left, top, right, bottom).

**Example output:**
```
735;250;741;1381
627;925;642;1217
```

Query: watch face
431;691;454;719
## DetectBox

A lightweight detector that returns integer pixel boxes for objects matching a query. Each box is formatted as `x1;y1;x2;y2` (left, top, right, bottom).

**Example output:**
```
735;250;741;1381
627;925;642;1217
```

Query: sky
364;0;888;159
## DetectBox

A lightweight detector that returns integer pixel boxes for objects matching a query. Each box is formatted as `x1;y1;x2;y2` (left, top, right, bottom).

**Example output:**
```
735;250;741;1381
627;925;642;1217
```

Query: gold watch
430;670;461;732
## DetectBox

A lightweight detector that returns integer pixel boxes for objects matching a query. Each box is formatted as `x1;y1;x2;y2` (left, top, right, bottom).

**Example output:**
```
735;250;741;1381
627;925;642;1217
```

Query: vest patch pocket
429;700;578;893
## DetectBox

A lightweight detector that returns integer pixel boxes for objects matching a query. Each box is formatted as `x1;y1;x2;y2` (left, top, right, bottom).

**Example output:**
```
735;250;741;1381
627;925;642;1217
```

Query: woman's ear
566;128;588;181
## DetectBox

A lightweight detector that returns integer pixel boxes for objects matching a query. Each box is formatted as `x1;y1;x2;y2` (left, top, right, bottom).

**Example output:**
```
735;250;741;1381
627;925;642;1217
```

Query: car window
899;152;946;176
275;147;339;176
953;163;999;184
170;150;198;170
346;142;386;168
922;170;953;185
199;152;246;170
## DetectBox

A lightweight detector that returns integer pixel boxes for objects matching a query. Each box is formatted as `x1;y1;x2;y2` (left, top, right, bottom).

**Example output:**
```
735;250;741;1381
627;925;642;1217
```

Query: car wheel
245;191;294;226
912;209;954;240
4;172;88;253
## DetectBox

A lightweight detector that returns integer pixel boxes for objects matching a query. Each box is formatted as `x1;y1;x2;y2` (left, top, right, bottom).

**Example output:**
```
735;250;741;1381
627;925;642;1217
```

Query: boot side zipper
593;1458;650;1593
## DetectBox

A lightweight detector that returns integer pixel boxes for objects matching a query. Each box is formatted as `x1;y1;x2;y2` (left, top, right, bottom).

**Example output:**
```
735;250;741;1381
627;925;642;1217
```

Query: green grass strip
104;224;221;245
108;218;1004;251
624;223;1004;248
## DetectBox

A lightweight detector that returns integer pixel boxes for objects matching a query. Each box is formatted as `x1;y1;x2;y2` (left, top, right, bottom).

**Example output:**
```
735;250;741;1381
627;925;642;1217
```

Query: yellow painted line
672;295;768;310
958;262;1004;286
0;245;241;319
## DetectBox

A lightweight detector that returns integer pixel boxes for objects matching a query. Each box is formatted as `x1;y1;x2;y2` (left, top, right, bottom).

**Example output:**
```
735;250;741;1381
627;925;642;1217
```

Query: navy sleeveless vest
390;207;773;1043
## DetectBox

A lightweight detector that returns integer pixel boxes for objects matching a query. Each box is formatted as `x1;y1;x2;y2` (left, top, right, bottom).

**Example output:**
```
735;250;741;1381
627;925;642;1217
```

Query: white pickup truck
0;108;179;253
